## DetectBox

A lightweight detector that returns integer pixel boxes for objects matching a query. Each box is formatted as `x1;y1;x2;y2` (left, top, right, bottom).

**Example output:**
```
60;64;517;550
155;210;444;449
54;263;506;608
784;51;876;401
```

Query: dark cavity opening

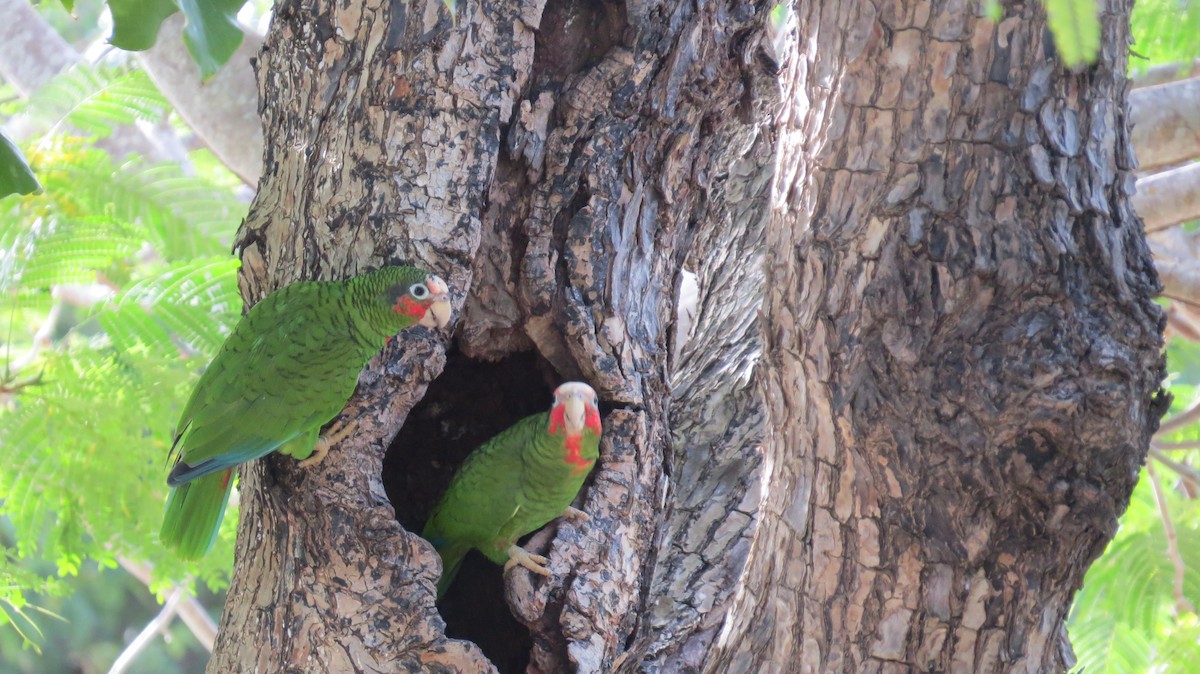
383;348;560;673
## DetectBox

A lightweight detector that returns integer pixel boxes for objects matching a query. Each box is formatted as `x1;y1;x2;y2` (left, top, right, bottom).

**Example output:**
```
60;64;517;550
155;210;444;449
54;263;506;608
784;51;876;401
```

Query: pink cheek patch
392;295;427;319
586;408;602;434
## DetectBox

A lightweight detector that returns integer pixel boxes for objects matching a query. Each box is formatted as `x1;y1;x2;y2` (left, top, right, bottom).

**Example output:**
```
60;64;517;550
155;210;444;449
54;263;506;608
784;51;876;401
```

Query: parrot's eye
409;283;430;300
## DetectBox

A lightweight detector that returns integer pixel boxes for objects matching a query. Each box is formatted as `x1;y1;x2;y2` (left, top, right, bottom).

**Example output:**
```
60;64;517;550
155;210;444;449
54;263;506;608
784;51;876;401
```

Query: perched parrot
160;265;452;560
422;381;602;598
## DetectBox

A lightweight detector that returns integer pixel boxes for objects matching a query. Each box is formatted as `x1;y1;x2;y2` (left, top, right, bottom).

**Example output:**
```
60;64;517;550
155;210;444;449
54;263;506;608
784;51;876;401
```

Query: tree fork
209;0;1167;672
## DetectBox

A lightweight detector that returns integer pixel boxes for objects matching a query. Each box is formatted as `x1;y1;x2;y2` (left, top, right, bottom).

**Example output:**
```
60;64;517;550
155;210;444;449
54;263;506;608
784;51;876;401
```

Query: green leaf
1044;0;1102;69
179;0;246;80
769;3;789;32
0;130;40;199
984;0;1003;23
1130;0;1200;73
108;0;180;51
25;66;169;140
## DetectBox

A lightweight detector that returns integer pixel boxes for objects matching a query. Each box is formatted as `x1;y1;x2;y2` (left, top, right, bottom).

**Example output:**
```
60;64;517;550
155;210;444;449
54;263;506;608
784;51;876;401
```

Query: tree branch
117;557;217;652
1156;390;1200;436
106;587;184;674
1153;440;1200;451
0;0;182;164
1146;463;1196;617
1130;76;1200;173
1152;256;1200;309
138;14;263;185
1133;59;1200;89
1149;448;1200;492
0;0;74;95
1135;162;1200;232
1164;303;1200;343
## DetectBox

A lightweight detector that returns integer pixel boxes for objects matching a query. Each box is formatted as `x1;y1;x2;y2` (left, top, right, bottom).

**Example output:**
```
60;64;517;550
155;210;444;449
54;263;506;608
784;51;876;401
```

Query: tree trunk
210;0;1166;672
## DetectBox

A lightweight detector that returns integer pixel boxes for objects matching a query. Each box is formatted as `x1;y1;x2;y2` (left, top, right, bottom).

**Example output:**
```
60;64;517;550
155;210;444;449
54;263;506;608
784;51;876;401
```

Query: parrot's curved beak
420;275;453;329
563;397;587;435
554;381;597;435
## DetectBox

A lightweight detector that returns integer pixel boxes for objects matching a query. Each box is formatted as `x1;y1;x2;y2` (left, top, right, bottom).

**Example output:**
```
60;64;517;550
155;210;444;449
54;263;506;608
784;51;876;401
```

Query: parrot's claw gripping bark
562;506;589;523
504;545;552;577
297;437;330;468
298;421;356;468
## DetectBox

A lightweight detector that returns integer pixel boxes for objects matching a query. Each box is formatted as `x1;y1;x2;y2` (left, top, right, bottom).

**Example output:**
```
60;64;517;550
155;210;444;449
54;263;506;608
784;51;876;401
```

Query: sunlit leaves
24;66;169;139
0;64;245;611
1044;0;1102;68
107;0;179;51
178;0;246;80
1130;0;1200;73
106;0;246;79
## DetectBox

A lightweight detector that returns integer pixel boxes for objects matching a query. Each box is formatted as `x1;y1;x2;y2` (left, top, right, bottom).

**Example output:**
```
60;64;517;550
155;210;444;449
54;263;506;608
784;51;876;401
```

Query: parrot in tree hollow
422;381;602;598
159;265;452;560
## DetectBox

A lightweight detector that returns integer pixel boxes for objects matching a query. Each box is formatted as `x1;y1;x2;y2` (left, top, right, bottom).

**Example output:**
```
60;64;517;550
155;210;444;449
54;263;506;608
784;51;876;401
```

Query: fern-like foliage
22;66;169;140
1130;0;1200;72
0;552;66;655
0;63;247;650
1069;468;1200;673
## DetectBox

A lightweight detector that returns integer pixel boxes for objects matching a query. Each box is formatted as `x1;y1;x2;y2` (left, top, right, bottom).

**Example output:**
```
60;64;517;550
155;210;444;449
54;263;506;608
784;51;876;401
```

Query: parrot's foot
297;437;330;468
561;506;589;523
504;545;552;577
298;421;357;469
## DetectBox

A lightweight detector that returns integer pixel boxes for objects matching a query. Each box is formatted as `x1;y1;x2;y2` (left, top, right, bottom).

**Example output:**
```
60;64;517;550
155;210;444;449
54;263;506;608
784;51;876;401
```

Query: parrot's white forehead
424;275;449;296
554;382;596;400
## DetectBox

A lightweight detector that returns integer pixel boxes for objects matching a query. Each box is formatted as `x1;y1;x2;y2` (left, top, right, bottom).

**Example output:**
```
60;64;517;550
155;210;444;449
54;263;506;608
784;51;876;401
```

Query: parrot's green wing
422;413;547;594
166;281;367;485
160;265;451;559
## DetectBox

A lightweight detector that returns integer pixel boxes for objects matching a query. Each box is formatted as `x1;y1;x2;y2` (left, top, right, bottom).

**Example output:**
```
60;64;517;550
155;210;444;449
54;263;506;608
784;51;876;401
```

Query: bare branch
0;0;74;95
1164;303;1200;343
0;0;182;164
1154;440;1200;452
1154;256;1200;309
106;587;184;674
1134;59;1200;89
1136;163;1200;232
1130;77;1200;173
1149;448;1200;491
1146;463;1196;617
138;14;264;185
1157;391;1200;436
117;557;217;652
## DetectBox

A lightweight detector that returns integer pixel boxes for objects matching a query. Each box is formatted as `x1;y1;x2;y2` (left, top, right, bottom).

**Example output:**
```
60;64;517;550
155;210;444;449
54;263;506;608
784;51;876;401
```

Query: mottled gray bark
710;0;1166;672
210;0;1165;672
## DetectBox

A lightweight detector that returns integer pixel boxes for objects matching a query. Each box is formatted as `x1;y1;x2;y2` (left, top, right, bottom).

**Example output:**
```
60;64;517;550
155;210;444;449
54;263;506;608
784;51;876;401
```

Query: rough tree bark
209;0;1165;673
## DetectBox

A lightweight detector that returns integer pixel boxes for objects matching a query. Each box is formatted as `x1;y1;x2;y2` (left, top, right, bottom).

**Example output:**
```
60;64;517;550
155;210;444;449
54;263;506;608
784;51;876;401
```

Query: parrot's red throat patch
550;404;598;475
392;295;428;319
564;434;592;475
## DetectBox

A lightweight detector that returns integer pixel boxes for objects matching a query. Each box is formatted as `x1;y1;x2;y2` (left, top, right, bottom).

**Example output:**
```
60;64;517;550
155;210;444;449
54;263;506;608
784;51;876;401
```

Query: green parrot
422;381;602;598
160;265;452;560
